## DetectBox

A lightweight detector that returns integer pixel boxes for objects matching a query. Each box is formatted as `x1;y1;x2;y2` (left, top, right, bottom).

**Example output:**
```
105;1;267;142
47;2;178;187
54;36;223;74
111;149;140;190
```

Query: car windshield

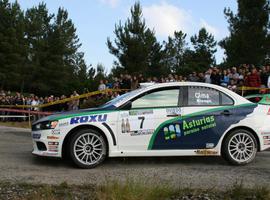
99;88;144;108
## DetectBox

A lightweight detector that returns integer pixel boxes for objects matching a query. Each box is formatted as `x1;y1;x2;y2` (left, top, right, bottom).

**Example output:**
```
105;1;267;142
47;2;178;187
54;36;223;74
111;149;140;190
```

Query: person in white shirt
98;80;106;91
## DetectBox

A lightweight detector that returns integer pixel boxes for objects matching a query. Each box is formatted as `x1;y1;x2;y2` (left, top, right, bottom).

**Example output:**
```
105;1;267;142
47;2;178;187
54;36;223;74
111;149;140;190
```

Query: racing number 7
138;116;145;129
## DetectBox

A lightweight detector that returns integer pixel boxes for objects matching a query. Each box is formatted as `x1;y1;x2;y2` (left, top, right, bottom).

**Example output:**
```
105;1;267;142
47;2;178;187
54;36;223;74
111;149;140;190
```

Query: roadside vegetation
0;180;269;200
0;121;30;129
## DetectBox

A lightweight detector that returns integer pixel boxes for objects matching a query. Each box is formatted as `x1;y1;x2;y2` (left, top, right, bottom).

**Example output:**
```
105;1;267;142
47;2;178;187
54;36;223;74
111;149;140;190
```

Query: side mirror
121;101;132;110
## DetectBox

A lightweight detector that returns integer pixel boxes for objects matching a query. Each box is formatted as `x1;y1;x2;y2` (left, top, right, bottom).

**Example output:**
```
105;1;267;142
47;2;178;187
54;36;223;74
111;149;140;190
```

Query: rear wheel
70;129;107;168
222;129;257;165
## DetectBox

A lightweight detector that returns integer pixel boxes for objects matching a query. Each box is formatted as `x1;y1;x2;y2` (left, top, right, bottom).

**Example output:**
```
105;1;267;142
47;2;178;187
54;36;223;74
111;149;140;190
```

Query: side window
188;86;220;106
188;86;234;106
131;89;179;109
221;92;234;105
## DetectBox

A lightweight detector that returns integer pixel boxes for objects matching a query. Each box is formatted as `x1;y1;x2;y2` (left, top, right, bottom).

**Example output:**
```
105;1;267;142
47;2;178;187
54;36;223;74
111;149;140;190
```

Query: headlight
32;121;58;131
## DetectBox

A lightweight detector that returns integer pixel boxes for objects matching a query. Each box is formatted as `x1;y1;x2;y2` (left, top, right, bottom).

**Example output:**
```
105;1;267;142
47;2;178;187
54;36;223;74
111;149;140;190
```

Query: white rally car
32;82;270;168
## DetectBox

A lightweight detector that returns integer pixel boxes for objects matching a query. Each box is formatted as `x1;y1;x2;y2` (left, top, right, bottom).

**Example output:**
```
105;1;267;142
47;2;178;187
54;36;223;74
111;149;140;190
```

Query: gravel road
0;126;269;189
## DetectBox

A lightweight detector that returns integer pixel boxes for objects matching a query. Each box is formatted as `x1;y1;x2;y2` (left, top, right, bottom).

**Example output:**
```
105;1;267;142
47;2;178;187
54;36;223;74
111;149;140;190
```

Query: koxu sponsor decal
70;114;107;124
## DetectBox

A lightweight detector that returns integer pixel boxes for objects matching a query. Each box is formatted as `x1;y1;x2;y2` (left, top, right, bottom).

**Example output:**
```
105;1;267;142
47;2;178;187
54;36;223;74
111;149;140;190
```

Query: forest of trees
0;0;269;96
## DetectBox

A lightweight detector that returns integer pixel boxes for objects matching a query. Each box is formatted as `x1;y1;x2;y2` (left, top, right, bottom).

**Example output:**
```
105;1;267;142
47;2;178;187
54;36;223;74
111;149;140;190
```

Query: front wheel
70;129;107;168
222;129;257;165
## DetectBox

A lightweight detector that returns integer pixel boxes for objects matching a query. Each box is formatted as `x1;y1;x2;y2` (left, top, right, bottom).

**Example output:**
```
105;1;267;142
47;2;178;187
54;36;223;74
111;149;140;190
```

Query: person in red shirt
245;68;261;94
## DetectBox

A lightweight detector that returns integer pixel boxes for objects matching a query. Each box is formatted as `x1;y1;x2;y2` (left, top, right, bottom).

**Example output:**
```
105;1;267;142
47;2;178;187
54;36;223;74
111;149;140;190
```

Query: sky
17;0;238;72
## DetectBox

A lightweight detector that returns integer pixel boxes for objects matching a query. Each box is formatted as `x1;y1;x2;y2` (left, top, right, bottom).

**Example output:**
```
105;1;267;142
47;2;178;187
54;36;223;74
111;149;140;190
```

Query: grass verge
0;121;30;129
0;180;269;200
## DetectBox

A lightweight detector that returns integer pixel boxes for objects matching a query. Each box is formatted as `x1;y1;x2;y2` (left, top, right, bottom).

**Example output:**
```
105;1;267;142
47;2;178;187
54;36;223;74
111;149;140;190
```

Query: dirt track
0;126;270;189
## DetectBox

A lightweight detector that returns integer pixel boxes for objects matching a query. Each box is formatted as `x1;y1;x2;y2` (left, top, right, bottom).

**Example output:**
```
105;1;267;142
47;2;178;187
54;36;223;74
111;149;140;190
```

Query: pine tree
107;2;165;77
46;7;83;95
163;31;187;74
188;28;217;72
220;0;270;66
0;0;27;91
24;3;54;94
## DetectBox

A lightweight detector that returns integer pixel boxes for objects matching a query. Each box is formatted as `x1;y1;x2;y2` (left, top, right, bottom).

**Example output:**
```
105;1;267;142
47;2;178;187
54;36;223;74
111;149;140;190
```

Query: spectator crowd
98;64;269;94
0;64;270;122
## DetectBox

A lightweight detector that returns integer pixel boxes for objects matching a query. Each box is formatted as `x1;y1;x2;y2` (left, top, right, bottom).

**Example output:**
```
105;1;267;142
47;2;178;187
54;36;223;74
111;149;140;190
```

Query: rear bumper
260;131;270;151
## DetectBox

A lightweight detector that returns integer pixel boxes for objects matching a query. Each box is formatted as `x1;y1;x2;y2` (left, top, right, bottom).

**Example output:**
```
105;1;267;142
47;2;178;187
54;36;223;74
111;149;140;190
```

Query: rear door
148;85;236;150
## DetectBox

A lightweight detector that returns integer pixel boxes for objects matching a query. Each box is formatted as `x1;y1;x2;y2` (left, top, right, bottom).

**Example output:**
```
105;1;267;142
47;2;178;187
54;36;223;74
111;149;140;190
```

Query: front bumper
32;129;62;158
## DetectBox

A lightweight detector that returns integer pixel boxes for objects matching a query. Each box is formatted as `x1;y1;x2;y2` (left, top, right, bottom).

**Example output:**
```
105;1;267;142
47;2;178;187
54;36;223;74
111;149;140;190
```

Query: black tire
69;129;107;168
222;129;258;165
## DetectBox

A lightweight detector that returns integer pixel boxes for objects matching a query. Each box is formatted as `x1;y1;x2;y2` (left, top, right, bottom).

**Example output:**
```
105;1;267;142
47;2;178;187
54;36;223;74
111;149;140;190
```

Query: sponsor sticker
42;152;58;156
166;108;181;115
162;116;216;141
195;149;218;155
51;129;61;135
195;92;212;104
70;114;107;124
59;122;69;127
163;124;181;140
47;136;59;140
48;142;59;145
130;129;154;136
32;133;41;139
261;132;270;135
183;116;216;136
206;143;215;148
129;110;153;116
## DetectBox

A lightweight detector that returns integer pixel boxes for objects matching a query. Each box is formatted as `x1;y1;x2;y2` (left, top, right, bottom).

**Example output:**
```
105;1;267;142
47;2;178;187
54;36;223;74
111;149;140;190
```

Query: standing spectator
204;70;211;83
238;69;245;80
245;68;261;94
131;76;139;90
98;80;106;91
210;68;221;85
197;73;205;82
67;95;74;111
189;72;199;82
260;66;269;87
0;90;5;96
168;74;174;82
179;75;184;82
220;70;230;87
72;91;79;110
231;67;240;81
121;74;131;89
112;77;120;89
105;80;113;89
138;74;144;83
228;79;237;92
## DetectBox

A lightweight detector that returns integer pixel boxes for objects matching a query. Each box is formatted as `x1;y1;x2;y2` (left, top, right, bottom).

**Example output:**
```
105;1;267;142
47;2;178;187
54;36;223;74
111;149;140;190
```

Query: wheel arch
221;126;261;152
62;124;112;158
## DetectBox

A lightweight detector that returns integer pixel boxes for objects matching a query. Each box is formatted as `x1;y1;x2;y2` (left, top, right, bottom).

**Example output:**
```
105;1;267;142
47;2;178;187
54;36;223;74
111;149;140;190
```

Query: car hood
32;106;115;125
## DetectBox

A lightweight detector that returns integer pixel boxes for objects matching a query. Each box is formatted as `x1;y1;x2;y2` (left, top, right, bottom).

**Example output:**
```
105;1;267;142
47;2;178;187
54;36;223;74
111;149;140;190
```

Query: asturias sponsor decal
182;116;216;136
162;116;216;141
70;114;107;124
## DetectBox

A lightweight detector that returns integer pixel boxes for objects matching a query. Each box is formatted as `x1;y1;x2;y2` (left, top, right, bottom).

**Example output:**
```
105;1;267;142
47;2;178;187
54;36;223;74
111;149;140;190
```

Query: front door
117;87;182;152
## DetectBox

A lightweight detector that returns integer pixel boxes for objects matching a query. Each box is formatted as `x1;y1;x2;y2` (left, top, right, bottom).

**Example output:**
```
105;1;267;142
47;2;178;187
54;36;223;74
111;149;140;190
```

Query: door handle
220;110;232;116
166;114;181;117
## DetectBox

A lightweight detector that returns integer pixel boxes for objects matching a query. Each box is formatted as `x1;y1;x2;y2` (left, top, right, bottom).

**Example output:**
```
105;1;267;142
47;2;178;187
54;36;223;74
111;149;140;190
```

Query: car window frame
119;86;183;110
184;86;234;107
